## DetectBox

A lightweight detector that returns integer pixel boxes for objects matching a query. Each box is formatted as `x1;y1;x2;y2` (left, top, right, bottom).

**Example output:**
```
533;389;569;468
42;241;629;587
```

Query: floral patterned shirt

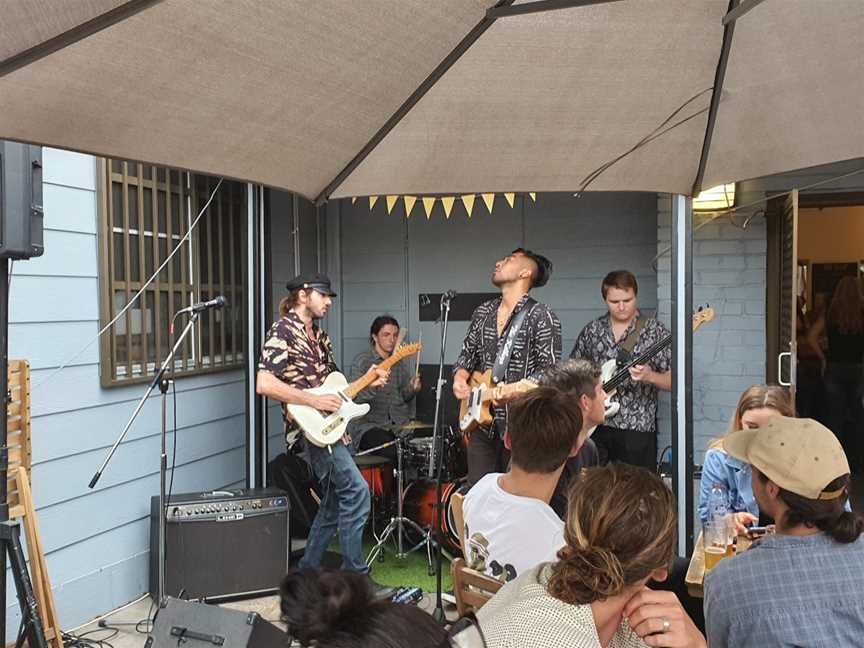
569;313;671;433
257;312;338;425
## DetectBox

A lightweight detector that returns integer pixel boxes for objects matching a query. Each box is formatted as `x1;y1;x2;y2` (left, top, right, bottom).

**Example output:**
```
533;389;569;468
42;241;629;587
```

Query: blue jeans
298;440;370;573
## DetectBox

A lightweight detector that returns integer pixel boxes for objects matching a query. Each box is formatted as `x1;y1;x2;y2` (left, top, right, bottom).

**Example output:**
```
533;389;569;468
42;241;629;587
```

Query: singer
452;248;562;487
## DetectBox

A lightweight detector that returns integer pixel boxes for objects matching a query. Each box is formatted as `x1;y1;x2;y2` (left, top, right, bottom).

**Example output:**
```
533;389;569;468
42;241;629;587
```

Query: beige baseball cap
723;416;850;500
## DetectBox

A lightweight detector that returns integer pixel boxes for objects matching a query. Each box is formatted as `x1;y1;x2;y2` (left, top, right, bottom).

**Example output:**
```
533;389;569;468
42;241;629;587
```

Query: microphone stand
89;311;200;607
430;292;453;623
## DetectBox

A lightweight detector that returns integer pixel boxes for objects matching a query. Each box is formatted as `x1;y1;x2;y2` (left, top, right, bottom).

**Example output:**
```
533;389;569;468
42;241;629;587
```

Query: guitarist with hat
570;270;672;470
452;249;562;488
256;273;392;596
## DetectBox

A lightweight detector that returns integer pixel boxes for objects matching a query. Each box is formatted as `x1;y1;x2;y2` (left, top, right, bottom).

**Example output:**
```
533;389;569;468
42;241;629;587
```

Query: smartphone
747;525;770;538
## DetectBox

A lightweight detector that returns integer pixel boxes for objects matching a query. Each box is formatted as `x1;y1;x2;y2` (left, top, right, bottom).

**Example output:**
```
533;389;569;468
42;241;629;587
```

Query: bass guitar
286;342;421;447
599;306;715;419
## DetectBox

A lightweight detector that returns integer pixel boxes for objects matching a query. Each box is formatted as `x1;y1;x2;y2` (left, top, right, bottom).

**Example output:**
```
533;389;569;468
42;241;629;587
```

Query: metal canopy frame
0;0;764;552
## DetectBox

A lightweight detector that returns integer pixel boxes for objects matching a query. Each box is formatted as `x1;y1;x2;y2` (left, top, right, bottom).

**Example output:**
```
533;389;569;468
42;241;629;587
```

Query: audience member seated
698;384;794;534
542;359;606;519
476;464;707;648
279;568;447;648
463;361;605;582
704;416;864;647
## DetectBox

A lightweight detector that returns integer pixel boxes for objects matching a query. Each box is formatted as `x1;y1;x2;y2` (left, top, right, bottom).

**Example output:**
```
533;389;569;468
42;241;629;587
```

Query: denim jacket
698;448;758;523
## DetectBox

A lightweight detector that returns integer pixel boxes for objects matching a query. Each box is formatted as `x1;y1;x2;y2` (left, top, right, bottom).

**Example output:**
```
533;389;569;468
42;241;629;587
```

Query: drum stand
365;435;428;564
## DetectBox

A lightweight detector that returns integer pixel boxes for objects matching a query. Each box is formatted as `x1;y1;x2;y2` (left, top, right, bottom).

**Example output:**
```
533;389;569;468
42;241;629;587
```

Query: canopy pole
487;0;624;19
671;194;694;556
691;0;739;196
314;0;516;205
0;0;166;80
722;0;768;26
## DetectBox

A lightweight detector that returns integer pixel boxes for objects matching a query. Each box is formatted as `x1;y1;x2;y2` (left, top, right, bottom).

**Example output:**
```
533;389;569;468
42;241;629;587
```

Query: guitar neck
604;334;671;392
343;353;407;399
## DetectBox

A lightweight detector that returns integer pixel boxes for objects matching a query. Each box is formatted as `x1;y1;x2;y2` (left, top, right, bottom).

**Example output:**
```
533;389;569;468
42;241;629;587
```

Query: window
97;159;247;386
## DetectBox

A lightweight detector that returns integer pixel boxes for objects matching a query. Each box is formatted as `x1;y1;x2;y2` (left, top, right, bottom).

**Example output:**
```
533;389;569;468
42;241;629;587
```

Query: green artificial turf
363;535;453;593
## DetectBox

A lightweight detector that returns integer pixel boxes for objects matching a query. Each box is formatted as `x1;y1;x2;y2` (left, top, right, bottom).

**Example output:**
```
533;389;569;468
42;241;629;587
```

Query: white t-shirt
462;473;564;583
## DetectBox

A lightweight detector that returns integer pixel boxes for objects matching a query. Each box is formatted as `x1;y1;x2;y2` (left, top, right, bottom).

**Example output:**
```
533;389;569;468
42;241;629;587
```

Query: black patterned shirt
454;295;562;436
569;313;671;433
257;312;338;424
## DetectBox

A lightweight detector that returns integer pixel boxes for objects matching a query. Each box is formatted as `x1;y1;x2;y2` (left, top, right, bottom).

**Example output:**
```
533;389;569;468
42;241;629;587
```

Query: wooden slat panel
205;178;215;366
136;163;150;370
227;183;237;361
151;165;162;366
217;185;226;366
122;162;133;379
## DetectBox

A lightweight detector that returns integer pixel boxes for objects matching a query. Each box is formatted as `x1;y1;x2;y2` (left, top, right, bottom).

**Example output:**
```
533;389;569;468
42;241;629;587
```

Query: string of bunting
351;192;537;219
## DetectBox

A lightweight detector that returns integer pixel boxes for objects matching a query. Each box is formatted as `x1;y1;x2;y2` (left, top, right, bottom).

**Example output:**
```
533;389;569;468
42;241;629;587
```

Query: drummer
348;315;422;462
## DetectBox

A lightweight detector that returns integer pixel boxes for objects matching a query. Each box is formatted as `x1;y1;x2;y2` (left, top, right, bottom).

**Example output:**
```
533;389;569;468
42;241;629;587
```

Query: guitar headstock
692;305;715;331
391;342;422;360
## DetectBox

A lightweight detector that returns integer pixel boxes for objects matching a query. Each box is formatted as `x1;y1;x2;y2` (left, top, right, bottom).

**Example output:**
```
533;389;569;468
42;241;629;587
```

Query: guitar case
267;448;320;537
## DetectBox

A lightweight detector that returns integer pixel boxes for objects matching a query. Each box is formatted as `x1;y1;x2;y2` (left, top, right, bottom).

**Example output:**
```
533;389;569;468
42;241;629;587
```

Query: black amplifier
149;488;290;601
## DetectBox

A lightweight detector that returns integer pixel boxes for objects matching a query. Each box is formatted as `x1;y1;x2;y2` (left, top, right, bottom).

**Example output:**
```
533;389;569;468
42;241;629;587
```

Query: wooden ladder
7;360;63;648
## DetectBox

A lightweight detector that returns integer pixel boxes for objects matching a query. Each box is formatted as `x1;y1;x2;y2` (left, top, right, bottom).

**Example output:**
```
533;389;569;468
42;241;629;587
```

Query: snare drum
401;480;461;552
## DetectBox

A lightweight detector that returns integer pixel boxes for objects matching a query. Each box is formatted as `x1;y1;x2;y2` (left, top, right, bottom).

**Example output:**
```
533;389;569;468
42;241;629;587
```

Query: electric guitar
599;306;715;420
458;370;537;435
286;342;422;447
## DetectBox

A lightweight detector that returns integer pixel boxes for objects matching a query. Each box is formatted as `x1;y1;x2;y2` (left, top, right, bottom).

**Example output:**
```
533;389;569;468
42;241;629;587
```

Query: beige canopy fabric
0;0;862;200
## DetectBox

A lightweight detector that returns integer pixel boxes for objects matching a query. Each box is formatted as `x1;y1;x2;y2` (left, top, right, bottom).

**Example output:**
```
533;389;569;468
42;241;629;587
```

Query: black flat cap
286;273;337;296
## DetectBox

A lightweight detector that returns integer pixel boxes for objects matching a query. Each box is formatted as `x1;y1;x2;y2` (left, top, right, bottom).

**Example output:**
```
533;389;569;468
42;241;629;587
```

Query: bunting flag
461;194;476;218
351;192;536;220
481;193;495;213
404;195;417;218
386;195;398;215
422;197;436;219
441;196;455;219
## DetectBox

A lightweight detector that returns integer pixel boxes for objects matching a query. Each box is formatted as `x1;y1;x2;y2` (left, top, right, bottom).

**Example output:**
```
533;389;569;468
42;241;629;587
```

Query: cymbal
398;420;433;430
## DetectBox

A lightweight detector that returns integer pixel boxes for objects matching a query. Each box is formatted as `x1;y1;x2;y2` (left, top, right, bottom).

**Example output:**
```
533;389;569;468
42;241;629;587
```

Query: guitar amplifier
149;488;290;600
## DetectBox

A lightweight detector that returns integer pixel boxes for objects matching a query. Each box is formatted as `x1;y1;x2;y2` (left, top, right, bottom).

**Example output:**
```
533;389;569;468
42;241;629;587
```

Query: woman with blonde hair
698;384;794;533
476;464;706;648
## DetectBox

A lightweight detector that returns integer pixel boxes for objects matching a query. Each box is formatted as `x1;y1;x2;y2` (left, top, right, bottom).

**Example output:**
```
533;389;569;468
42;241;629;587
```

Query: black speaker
145;597;284;648
150;488;290;600
0;141;43;260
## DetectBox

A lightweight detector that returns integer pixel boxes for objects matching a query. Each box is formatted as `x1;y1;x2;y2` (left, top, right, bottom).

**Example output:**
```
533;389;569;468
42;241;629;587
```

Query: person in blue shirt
698;384;794;534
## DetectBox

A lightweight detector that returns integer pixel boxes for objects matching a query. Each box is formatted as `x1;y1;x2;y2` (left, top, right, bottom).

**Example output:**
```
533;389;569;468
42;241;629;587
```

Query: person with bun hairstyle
704;417;864;647
698;384;795;534
476;464;707;647
279;568;450;648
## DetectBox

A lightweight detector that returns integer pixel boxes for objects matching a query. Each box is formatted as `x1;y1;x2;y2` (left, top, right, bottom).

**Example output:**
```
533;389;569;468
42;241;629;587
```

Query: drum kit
356;420;467;568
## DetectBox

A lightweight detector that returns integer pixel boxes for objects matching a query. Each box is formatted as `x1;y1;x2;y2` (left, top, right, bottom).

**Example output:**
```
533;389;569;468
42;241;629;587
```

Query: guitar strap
619;316;647;357
492;298;537;385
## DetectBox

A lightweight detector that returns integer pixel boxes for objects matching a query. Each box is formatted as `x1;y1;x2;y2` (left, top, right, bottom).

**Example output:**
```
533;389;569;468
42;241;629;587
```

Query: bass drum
401;480;463;553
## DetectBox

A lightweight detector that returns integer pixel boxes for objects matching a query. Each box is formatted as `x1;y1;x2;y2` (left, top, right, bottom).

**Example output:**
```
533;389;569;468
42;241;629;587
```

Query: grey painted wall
5;149;247;635
327;191;660;384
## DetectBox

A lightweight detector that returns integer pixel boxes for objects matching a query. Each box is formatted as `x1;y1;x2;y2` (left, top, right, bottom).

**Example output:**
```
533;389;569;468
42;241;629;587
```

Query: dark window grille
97;159;246;386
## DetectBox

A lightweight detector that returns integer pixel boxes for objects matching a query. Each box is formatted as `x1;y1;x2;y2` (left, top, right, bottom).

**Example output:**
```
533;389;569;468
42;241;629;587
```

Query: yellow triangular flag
369;196;379;210
422;197;436;220
404;196;417;218
351;196;357;204
529;192;536;202
386;195;398;215
504;193;515;208
481;193;495;213
441;196;455;219
461;194;476;218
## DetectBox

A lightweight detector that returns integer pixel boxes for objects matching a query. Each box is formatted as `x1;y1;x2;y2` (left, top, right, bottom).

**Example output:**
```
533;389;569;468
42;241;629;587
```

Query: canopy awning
1;0;862;201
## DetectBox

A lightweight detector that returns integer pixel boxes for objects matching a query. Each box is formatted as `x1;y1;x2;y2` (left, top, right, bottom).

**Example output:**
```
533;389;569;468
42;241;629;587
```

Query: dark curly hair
279;569;447;648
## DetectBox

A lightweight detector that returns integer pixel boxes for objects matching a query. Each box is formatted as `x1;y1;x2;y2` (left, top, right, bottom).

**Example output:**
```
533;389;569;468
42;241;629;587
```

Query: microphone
177;295;227;315
442;289;457;301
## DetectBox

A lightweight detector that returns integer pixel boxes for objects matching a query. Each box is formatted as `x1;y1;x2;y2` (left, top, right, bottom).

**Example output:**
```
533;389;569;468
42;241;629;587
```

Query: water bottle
708;483;729;526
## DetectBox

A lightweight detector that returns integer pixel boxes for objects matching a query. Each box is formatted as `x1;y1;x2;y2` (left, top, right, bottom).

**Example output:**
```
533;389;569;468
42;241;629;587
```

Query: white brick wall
655;193;767;464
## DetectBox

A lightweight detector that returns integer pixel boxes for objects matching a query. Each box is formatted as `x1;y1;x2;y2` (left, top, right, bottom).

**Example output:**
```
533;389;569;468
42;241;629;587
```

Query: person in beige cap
704;416;864;648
